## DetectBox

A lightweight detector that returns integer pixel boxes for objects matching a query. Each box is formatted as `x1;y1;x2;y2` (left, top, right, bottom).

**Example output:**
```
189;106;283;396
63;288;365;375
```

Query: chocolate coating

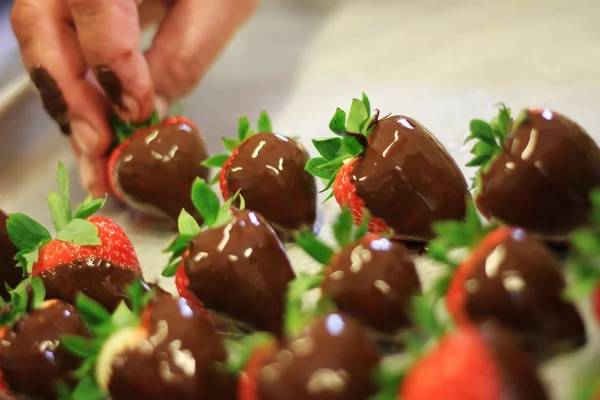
479;109;600;239
480;321;549;400
97;66;125;110
114;121;209;223
38;258;141;312
464;229;586;357
29;66;70;135
225;132;317;241
0;211;23;300
184;209;295;337
257;313;381;400
323;235;421;334
109;296;236;400
353;116;469;242
0;301;90;399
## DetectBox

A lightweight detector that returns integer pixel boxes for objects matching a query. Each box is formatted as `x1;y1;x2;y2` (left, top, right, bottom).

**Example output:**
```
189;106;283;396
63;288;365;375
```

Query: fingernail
29;65;70;136
122;95;140;120
71;120;99;155
155;95;170;119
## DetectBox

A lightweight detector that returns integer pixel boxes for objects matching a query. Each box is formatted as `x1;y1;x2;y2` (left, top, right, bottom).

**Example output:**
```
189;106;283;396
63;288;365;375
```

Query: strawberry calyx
572;364;600;400
6;162;107;274
0;276;46;328
202;111;274;185
161;178;245;277
305;92;386;202
111;110;160;144
222;332;275;375
564;188;600;303
61;280;155;400
465;103;514;190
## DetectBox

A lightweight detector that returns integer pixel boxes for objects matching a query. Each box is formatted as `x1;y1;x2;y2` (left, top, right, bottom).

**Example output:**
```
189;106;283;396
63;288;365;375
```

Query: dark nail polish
29;65;70;136
97;65;126;110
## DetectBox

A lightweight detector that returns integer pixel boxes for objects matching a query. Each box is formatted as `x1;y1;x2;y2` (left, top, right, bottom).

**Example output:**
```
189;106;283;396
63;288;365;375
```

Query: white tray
1;0;599;399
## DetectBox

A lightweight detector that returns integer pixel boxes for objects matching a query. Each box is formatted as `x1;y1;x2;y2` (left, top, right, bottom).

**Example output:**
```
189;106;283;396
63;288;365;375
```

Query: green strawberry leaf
222;137;241;153
313;155;352;171
238;116;252;141
191;178;220;228
6;213;52;251
0;277;47;327
341;135;363;157
57;161;72;219
332;208;354;248
29;276;46;309
60;335;101;358
74;293;112;327
68;374;106;400
361;92;371;118
111;110;160;143
47;192;70;232
305;158;337;180
284;273;326;338
202;154;229;169
329;108;347;136
224;332;274;374
56;219;102;246
162;234;196;277
293;230;335;265
347;99;369;133
318;168;341;194
178;209;202;237
73;196;107;220
257;110;273;133
312;138;342;161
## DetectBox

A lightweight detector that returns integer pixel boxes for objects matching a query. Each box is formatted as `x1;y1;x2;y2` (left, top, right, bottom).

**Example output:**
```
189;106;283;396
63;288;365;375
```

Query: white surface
0;0;599;398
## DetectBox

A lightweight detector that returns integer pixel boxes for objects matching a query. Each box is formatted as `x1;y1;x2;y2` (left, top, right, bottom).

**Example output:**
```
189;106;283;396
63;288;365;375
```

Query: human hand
11;0;259;197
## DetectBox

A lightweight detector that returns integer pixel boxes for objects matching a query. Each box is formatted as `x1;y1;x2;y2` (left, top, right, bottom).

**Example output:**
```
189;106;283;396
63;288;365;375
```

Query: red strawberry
6;162;144;311
466;105;600;240
306;93;469;243
238;339;277;400
203;111;317;242
431;201;585;358
107;111;209;225
400;322;549;400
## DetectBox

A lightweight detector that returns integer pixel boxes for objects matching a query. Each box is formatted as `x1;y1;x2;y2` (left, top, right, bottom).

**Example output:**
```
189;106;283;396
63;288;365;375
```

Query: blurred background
0;1;599;397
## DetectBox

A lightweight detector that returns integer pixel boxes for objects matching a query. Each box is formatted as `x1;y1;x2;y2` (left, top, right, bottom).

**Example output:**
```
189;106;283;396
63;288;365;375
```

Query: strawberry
238;341;277;400
202;111;317;241
0;277;90;400
107;110;210;225
162;178;295;338
0;210;23;301
62;281;236;400
428;199;585;358
305;93;469;243
293;208;421;339
564;188;600;325
466;105;600;241
6;161;144;311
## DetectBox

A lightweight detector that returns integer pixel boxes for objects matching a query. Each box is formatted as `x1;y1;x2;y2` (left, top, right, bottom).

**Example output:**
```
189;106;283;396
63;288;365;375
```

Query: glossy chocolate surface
39;258;141;312
257;313;381;400
0;211;23;300
464;229;586;356
114;121;209;223
109;296;236;400
225;132;317;241
323;235;421;334
479;109;600;238
480;321;550;400
0;301;90;399
353;116;469;242
184;209;295;337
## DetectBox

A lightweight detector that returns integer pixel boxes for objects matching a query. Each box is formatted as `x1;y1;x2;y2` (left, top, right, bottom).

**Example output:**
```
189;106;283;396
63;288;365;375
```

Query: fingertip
78;156;109;198
155;95;170;119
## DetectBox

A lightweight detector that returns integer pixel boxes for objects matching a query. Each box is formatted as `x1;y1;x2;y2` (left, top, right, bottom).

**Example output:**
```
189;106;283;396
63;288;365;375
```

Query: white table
0;0;599;398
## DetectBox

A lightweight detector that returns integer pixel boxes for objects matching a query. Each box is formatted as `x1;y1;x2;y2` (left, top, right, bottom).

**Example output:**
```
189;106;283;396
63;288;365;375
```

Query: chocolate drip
38;258;141;312
480;321;550;400
184;209;295;337
257;313;381;400
480;109;600;238
0;211;23;300
353;116;469;242
114;121;209;223
0;301;90;399
323;235;421;334
225;132;317;241
464;229;586;357
108;296;236;400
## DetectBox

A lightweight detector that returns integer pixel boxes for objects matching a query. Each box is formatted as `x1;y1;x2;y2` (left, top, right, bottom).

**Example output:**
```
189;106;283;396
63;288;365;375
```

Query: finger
145;0;259;103
78;154;110;198
11;0;112;162
68;0;155;122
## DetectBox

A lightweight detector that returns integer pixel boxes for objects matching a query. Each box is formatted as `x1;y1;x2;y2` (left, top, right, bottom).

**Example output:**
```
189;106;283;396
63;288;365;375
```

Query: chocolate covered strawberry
107;111;210;225
63;281;236;400
0;277;90;400
305;93;469;242
0;210;23;300
162;178;295;337
203;111;317;241
294;209;421;338
466;105;600;241
564;188;600;325
6;161;145;311
428;199;585;357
